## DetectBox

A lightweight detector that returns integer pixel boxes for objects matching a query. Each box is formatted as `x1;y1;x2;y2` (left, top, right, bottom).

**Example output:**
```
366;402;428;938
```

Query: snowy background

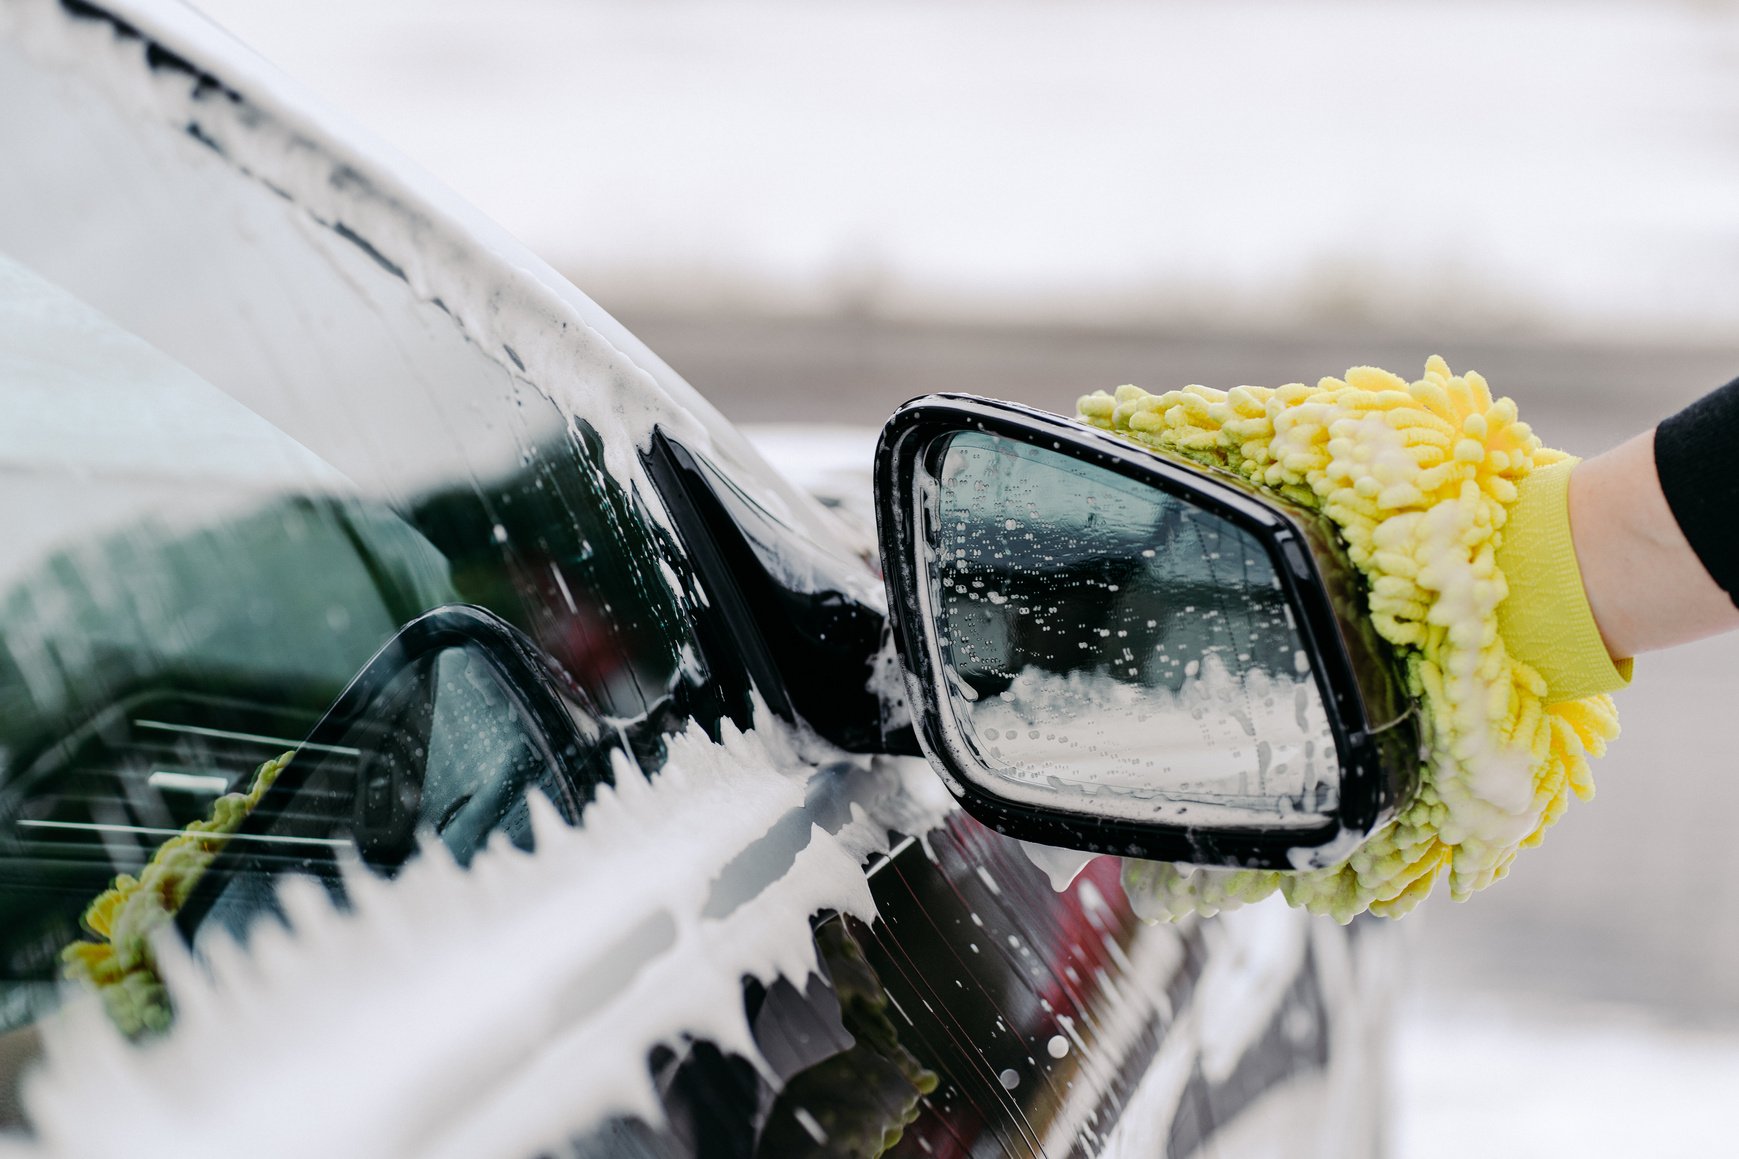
186;0;1739;342
183;0;1739;1153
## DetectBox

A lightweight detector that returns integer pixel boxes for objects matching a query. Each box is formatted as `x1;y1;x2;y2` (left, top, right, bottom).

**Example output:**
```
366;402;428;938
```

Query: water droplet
793;1107;828;1144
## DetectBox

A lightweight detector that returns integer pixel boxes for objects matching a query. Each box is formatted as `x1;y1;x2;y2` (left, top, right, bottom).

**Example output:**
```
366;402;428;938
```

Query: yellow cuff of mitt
1493;458;1633;705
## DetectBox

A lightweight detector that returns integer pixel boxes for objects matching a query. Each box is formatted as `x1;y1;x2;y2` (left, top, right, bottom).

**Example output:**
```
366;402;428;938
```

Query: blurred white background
195;0;1739;340
187;0;1739;1153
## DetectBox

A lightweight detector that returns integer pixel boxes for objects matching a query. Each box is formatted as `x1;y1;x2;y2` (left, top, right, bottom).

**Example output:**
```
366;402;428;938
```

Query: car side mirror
874;395;1421;870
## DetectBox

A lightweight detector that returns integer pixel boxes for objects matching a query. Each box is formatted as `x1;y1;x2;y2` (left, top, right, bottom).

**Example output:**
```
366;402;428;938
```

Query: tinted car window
0;254;704;1032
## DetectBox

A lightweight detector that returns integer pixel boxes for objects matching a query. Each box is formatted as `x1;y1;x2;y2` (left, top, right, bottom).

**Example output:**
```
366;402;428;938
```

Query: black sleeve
1654;376;1739;606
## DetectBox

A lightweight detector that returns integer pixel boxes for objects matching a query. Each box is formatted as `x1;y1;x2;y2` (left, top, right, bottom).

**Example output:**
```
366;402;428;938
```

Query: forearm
1569;381;1739;659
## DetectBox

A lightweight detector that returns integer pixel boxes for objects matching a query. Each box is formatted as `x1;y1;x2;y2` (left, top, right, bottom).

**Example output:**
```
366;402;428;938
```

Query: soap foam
12;711;947;1157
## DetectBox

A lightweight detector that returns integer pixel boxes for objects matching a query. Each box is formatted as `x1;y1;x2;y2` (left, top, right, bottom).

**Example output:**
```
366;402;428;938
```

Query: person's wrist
1569;429;1739;657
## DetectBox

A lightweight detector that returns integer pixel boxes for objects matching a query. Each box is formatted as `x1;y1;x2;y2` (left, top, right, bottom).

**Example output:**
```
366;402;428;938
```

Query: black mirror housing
874;395;1421;870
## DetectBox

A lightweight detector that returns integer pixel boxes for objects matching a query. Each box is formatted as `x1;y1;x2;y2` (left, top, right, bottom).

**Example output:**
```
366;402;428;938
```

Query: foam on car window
14;707;949;1155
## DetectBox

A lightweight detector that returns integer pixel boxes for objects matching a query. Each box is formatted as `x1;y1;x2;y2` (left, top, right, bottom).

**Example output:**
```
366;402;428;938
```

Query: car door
0;1;1392;1155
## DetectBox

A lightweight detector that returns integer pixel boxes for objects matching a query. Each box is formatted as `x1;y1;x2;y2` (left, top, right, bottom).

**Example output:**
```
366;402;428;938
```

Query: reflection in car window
0;254;705;1035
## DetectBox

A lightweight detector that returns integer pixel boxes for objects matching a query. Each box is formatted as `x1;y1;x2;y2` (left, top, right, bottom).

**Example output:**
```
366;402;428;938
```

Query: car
0;0;1396;1154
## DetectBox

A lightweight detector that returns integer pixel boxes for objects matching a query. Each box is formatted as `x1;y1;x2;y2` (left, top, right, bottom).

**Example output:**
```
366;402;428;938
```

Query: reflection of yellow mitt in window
60;751;292;1036
1078;357;1624;922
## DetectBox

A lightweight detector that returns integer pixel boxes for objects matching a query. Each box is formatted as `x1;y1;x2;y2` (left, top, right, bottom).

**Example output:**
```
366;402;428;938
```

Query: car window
0;253;700;1034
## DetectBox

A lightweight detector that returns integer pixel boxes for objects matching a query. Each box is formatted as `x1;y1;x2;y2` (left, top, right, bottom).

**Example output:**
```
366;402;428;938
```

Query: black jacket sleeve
1654;376;1739;606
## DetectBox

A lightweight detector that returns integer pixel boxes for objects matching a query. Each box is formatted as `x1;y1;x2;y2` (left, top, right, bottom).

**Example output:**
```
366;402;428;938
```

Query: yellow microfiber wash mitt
1078;357;1622;923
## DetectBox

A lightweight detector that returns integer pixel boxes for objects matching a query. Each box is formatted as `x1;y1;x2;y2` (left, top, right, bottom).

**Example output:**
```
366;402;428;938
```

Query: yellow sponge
1079;357;1620;922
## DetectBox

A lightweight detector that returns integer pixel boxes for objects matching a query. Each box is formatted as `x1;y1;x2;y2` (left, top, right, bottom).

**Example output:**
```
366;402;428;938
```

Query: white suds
9;712;946;1157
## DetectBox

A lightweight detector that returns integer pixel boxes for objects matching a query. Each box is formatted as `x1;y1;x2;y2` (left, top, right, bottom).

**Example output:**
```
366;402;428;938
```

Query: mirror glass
924;431;1340;830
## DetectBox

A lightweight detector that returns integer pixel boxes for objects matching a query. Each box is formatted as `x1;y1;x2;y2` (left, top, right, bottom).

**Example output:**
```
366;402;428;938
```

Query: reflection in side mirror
875;396;1420;870
932;430;1341;829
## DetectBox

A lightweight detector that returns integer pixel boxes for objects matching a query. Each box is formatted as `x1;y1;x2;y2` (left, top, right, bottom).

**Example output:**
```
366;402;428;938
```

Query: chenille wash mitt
1079;357;1627;922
